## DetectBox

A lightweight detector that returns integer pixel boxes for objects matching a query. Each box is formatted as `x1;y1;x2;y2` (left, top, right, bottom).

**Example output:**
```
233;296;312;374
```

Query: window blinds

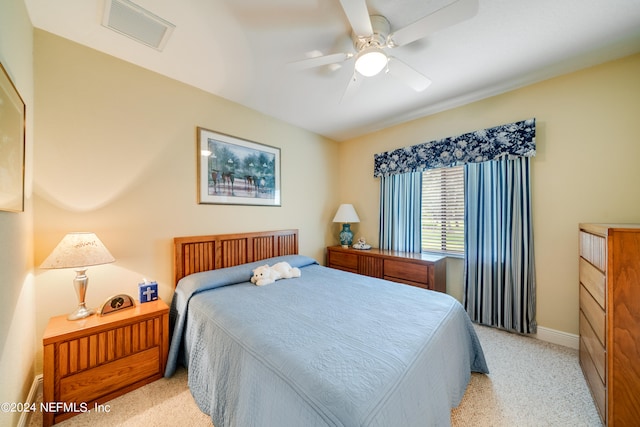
421;166;464;254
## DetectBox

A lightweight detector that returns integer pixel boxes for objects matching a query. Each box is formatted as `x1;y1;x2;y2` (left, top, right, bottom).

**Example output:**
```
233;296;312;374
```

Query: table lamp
332;204;360;248
40;232;115;320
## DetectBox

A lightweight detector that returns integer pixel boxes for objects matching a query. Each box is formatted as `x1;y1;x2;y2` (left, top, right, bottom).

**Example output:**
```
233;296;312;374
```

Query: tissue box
138;281;158;303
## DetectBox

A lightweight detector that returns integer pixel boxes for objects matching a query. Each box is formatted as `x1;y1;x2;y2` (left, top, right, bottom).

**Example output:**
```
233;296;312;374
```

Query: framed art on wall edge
0;62;26;213
197;127;281;206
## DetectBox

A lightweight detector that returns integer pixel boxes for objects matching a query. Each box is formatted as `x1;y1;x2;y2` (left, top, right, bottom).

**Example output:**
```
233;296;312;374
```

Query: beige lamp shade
40;232;115;269
40;232;115;320
332;204;360;223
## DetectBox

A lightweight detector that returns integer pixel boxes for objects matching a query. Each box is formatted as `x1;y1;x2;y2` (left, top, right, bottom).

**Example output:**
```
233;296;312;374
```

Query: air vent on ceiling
102;0;175;51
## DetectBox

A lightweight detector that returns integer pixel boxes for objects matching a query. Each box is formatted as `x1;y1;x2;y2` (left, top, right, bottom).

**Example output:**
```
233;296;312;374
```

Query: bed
165;229;488;426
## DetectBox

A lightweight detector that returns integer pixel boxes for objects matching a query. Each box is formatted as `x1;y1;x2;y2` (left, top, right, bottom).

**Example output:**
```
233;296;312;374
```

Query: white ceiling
24;0;640;141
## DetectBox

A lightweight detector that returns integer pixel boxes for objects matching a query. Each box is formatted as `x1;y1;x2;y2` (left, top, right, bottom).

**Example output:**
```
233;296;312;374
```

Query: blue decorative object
373;118;536;177
138;280;158;303
339;224;354;247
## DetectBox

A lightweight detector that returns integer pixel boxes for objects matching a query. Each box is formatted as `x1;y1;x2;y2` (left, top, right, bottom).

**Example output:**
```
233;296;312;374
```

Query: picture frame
197;127;281;206
0;62;26;213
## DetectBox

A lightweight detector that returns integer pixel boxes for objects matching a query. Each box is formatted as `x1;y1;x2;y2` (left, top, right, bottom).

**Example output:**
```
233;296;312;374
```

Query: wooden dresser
578;224;640;425
43;299;169;426
326;246;446;292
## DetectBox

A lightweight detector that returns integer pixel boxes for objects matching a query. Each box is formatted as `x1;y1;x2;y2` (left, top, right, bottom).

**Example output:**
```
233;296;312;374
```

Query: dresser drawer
579;257;606;309
579;231;607;271
384;259;428;285
580;284;606;346
60;347;161;403
384;276;428;289
329;251;358;271
579;311;605;383
580;338;606;420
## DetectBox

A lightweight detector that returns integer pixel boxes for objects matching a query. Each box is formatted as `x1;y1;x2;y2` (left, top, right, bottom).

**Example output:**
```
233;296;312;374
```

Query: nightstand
42;299;169;426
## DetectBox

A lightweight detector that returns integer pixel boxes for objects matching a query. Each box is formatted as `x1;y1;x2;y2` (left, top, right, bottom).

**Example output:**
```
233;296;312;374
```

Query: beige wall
32;30;339;371
338;53;640;335
0;0;35;425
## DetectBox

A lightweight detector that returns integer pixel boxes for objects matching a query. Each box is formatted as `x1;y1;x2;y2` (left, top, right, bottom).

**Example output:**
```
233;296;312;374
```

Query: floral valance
373;118;536;177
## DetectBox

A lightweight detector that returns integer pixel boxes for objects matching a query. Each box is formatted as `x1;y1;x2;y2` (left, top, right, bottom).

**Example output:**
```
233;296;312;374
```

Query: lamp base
339;223;354;248
68;303;95;321
67;268;95;321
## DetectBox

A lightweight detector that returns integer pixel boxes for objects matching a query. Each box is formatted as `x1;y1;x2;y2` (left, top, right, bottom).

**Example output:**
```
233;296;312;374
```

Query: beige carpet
450;325;601;426
28;325;602;426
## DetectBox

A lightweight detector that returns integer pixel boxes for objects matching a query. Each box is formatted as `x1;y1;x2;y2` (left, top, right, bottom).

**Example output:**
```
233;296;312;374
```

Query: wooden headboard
173;229;299;287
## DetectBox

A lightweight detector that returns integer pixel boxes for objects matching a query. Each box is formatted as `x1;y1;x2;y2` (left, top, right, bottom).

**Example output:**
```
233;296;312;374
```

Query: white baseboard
18;374;43;427
535;326;579;350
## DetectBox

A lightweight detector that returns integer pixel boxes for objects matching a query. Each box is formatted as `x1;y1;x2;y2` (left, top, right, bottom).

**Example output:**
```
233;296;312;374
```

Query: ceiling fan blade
287;52;353;71
338;0;373;37
387;57;431;92
340;72;362;103
389;0;479;47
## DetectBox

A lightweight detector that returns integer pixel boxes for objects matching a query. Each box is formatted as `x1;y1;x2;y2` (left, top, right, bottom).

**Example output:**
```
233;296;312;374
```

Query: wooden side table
42;299;169;426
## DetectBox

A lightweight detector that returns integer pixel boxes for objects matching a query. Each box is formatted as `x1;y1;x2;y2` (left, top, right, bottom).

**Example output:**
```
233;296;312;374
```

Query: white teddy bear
250;261;301;286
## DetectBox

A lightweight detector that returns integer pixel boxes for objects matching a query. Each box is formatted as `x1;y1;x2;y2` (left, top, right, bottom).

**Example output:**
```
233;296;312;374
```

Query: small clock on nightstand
98;294;136;315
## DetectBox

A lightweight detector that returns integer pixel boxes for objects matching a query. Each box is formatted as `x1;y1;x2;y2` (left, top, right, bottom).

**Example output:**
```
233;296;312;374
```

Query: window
421;166;464;255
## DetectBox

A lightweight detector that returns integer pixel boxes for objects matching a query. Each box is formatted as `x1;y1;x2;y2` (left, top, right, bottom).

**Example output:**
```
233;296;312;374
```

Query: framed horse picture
197;127;281;206
0;62;26;213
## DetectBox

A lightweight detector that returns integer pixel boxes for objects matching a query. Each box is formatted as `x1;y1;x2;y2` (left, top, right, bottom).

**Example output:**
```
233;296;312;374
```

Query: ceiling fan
290;0;478;99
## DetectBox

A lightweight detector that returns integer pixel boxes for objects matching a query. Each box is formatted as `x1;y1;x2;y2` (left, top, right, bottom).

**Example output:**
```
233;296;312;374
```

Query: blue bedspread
166;255;488;427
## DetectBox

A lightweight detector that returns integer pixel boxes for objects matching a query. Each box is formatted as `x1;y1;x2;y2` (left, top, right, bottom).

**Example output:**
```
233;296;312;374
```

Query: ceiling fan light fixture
354;47;388;77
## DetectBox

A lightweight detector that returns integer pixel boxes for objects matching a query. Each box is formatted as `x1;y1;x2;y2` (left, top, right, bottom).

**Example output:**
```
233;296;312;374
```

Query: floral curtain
373;119;535;177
